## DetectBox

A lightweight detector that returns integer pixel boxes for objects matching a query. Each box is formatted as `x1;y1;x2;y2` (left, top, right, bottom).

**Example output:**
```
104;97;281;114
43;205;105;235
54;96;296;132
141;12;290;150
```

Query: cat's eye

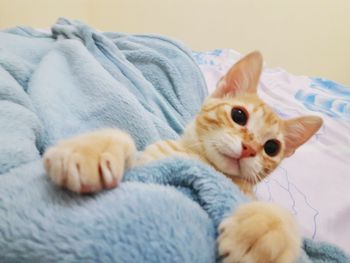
264;139;280;157
231;107;248;126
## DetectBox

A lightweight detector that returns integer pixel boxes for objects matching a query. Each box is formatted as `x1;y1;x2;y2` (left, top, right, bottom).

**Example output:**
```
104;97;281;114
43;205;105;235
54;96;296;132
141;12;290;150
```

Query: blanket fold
0;18;348;263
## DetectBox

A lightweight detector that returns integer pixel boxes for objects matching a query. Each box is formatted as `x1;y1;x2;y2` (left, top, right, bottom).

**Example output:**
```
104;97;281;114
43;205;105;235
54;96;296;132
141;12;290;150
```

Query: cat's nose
240;143;257;158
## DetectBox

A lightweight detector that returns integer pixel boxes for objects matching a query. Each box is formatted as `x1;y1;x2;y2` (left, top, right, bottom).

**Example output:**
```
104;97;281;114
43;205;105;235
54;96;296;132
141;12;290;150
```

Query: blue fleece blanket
0;18;348;263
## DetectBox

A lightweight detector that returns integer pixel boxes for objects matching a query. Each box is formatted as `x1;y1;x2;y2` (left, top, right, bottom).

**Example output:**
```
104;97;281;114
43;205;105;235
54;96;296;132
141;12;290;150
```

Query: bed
0;18;349;262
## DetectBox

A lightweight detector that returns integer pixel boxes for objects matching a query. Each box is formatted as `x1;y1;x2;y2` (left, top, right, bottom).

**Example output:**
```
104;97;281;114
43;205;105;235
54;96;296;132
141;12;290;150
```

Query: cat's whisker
256;172;263;182
252;173;259;186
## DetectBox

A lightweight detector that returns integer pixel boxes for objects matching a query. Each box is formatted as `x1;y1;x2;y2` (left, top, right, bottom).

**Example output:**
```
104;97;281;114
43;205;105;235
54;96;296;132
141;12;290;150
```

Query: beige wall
1;0;349;85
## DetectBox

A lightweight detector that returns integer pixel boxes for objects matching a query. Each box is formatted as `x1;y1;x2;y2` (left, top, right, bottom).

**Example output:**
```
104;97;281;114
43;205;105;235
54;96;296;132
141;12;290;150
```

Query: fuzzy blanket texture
0;18;348;263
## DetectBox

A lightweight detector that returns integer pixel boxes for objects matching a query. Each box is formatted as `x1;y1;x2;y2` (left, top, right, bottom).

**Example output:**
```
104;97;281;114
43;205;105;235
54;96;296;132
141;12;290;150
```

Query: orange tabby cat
43;51;322;263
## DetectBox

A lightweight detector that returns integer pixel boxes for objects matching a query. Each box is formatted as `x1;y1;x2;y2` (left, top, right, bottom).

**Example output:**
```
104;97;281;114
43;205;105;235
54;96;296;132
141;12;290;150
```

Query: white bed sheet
193;49;350;252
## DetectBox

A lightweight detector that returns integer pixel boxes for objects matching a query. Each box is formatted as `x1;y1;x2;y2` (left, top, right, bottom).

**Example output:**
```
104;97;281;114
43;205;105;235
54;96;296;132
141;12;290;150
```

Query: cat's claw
218;201;301;263
43;129;136;194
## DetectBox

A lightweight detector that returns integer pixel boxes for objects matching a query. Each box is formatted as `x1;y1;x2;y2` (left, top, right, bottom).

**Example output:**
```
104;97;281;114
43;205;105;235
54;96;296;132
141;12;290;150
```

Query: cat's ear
282;116;323;157
211;51;263;98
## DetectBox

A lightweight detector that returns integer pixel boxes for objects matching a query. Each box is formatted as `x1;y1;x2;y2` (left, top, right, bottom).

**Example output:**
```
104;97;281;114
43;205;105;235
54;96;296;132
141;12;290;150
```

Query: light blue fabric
0;18;348;262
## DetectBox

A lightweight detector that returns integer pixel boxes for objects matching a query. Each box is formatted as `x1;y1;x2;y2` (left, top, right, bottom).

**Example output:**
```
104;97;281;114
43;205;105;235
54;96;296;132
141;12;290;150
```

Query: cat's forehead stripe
264;110;277;124
219;108;233;126
253;102;265;111
202;102;231;112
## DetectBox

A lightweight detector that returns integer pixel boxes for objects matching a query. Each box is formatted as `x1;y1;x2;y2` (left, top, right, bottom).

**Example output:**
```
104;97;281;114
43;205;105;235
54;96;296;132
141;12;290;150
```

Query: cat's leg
218;201;301;263
136;140;190;165
43;129;136;194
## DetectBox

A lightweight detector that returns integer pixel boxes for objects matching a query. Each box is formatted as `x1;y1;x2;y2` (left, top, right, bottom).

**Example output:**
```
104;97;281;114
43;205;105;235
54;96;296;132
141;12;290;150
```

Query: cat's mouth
221;152;240;163
212;149;258;185
219;153;255;181
211;144;241;166
218;152;241;171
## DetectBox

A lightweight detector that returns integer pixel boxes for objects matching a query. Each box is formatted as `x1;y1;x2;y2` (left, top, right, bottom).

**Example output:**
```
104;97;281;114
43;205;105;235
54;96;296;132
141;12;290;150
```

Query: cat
43;51;322;263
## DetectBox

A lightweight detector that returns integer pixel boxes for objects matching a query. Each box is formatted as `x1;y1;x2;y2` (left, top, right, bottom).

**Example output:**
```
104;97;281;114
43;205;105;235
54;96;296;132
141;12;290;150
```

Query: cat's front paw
43;129;136;194
218;201;301;263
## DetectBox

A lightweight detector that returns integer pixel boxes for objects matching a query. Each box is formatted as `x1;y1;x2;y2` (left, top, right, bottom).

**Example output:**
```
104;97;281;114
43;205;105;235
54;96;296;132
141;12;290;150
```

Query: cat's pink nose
240;143;257;158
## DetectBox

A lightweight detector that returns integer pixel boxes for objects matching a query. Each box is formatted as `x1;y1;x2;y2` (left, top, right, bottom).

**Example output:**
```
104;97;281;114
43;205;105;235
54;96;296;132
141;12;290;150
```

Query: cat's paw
218;201;301;263
43;129;136;194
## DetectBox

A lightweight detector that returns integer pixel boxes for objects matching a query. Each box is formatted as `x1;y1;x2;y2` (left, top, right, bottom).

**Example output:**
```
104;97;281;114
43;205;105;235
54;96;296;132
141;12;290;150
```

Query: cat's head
191;51;322;185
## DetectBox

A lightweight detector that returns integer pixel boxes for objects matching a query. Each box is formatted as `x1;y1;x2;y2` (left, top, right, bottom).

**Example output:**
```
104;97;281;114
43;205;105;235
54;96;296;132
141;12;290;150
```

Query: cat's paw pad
43;130;134;194
218;201;301;263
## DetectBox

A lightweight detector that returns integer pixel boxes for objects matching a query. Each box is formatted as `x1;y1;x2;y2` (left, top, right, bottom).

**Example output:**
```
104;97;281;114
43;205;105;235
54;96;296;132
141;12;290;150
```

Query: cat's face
195;51;322;185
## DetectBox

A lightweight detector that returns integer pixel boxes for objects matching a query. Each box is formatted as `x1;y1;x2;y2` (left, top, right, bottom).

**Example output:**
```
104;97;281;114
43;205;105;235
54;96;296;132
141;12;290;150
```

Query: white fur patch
240;157;263;183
